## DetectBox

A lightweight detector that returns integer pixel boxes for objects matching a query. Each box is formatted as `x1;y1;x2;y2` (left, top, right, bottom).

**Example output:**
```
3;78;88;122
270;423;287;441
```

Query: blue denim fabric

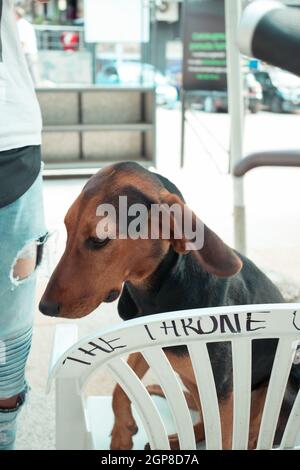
0;388;27;450
0;408;19;450
0;167;46;450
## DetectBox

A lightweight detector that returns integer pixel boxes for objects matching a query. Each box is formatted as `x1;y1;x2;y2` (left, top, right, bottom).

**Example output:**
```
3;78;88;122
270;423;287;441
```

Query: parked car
254;69;300;113
192;73;262;113
96;62;178;108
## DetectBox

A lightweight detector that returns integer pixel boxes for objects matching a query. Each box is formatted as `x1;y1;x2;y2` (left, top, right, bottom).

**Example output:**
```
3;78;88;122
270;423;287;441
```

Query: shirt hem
0;135;42;152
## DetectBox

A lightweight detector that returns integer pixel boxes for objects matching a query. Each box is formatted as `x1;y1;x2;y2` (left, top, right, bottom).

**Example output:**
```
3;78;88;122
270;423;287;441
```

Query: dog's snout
39;300;60;317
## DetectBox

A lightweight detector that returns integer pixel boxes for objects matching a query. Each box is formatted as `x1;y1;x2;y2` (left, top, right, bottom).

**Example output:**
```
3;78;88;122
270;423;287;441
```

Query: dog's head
39;162;242;319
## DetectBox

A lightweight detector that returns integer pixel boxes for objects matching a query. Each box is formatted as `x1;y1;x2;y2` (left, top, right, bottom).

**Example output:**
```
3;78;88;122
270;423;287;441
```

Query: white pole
225;0;246;254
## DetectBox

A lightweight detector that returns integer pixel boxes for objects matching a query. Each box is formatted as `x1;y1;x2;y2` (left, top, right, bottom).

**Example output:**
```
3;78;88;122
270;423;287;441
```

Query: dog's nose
39;300;60;317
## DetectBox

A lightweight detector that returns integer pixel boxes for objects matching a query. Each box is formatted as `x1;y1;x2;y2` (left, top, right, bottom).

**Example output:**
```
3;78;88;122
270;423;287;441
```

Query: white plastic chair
48;304;300;450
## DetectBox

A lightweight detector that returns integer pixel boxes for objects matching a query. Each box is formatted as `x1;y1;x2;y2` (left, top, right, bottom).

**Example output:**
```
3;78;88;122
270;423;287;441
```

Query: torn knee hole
12;241;38;282
10;235;47;284
0;395;19;410
0;390;27;411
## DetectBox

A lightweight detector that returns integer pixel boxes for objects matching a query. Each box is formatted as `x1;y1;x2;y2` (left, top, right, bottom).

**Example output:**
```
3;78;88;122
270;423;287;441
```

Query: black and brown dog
39;162;300;449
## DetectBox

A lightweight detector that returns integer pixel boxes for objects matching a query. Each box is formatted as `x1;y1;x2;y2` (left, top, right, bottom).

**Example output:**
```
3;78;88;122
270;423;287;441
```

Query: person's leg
0;168;46;450
0;375;28;450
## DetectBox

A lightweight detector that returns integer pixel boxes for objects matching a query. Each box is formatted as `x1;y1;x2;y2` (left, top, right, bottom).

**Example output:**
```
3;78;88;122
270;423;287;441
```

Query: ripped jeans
0;168;46;450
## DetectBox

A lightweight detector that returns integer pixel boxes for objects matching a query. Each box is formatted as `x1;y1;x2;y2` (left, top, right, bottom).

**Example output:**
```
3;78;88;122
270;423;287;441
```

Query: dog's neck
127;245;179;293
125;246;214;316
147;245;180;291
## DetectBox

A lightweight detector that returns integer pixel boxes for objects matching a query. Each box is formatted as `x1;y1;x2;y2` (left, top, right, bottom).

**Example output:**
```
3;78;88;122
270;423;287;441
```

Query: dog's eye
85;236;110;250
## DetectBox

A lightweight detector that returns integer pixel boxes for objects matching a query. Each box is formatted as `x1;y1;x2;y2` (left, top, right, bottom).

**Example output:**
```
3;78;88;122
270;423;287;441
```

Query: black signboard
183;0;227;92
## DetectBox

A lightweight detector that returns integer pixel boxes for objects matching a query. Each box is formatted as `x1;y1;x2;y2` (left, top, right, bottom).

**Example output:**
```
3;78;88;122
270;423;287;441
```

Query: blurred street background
10;0;300;449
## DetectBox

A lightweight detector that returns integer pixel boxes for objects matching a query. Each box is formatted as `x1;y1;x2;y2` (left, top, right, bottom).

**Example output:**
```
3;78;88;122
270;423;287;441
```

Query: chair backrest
48;303;300;450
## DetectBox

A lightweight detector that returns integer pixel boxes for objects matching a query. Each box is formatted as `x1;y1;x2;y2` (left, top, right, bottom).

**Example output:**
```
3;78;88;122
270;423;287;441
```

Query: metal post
180;89;186;168
150;0;158;70
91;43;97;84
225;0;246;254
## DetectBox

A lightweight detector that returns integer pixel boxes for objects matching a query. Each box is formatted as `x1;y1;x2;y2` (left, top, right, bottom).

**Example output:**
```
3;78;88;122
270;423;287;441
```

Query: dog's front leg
110;352;149;450
248;385;268;449
220;387;268;450
219;393;234;450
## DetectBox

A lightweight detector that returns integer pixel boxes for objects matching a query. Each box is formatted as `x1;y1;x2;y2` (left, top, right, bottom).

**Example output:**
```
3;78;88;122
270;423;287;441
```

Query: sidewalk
16;108;300;449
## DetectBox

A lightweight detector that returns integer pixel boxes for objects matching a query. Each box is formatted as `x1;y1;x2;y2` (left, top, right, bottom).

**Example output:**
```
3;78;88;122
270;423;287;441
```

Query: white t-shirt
17;17;38;55
0;0;42;151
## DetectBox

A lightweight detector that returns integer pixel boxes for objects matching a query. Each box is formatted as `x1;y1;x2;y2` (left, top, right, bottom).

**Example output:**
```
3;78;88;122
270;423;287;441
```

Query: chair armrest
47;323;78;393
234;151;300;177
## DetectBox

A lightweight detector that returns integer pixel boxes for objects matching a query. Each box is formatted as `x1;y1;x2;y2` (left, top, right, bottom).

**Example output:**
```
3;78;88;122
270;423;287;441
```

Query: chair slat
188;342;222;450
107;357;170;450
280;387;300;449
143;347;196;450
232;338;252;449
257;338;295;449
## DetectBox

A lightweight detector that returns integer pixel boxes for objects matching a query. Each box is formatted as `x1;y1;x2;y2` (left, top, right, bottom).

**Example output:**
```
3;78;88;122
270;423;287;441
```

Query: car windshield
270;70;300;89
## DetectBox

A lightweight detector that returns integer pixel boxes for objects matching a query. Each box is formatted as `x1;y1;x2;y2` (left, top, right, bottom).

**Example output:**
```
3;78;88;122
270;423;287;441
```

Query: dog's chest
133;293;160;317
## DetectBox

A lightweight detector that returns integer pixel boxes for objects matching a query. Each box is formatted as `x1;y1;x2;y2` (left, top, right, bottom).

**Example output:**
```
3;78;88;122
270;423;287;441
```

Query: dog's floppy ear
159;192;243;278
